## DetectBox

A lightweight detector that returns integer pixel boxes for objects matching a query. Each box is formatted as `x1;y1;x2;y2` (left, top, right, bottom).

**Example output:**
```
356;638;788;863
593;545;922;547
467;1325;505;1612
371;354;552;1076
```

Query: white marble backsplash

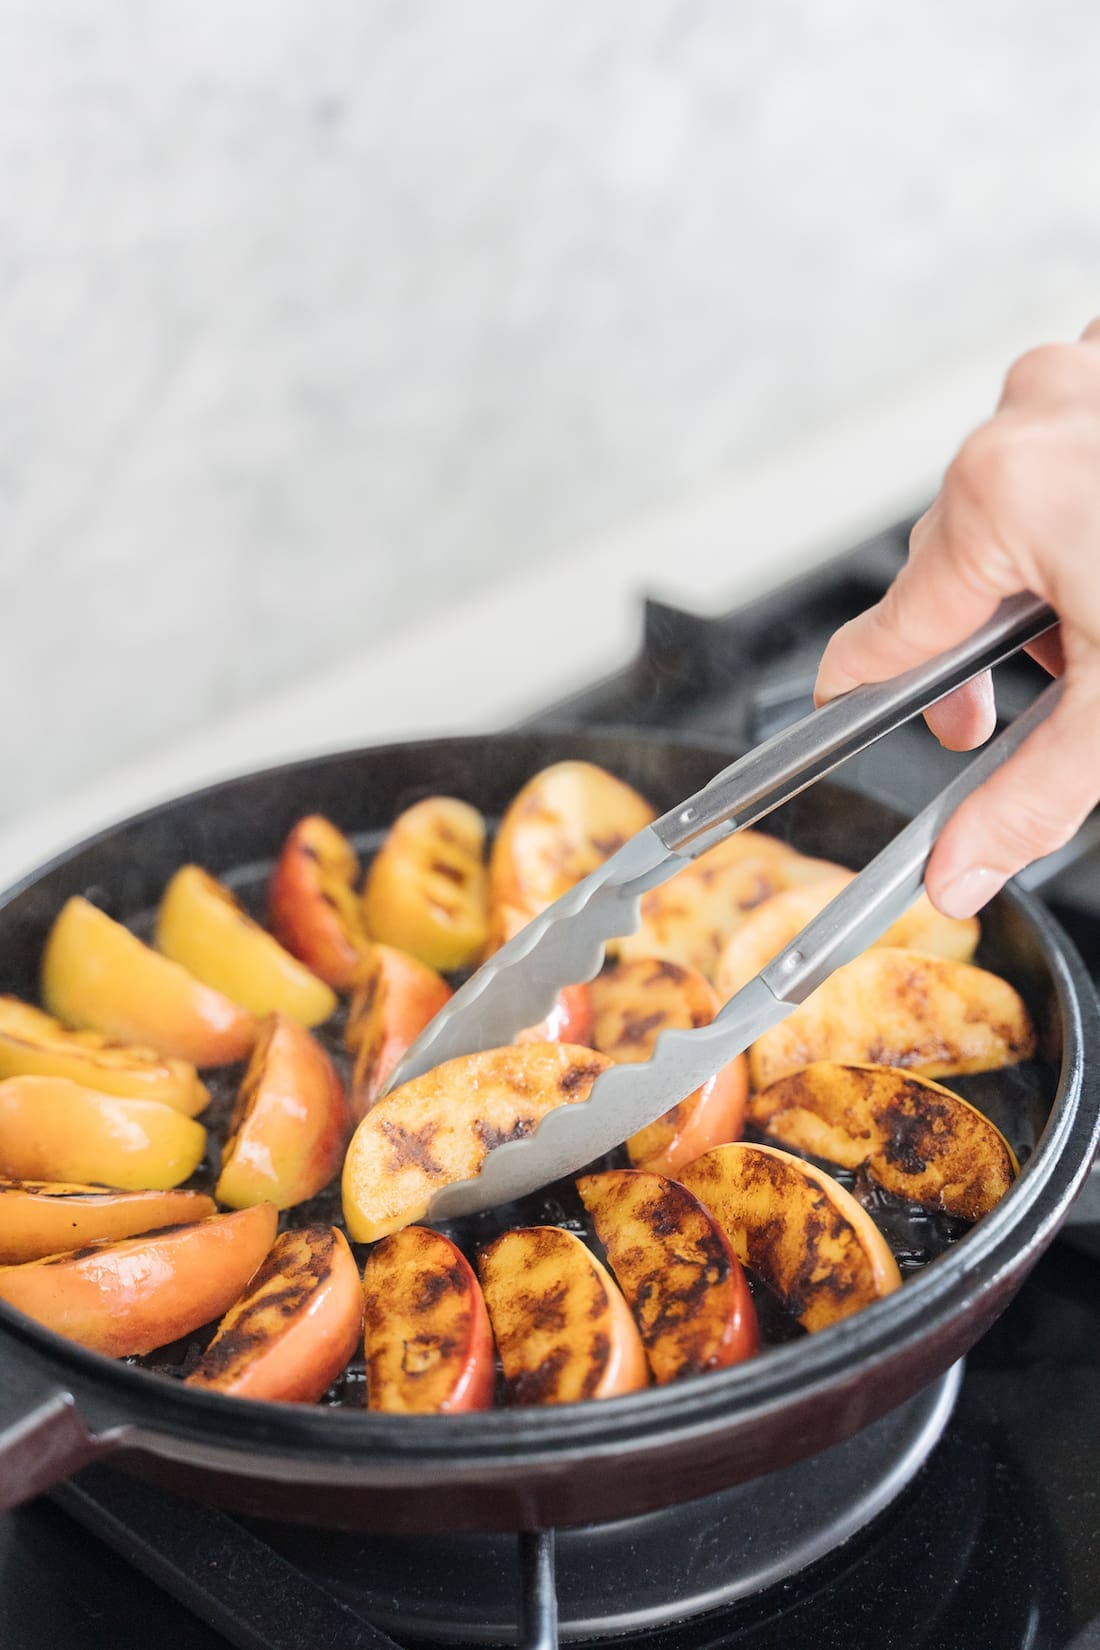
2;1;1098;824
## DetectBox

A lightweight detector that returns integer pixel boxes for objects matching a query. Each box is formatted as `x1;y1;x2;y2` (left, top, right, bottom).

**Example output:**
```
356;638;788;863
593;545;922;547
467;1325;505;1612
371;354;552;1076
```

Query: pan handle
0;1345;118;1511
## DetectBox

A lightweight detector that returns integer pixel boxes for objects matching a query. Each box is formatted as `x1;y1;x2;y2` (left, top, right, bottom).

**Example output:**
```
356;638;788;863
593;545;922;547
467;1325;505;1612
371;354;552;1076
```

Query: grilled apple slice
216;1015;348;1211
362;1226;495;1413
478;1225;647;1404
344;945;452;1123
577;1170;759;1381
363;797;490;973
0;1203;278;1357
748;1061;1018;1219
269;815;372;990
342;1043;612;1242
589;958;747;1176
516;983;594;1048
42;897;256;1067
0;1182;216;1265
489;761;655;927
0;998;209;1117
186;1226;363;1402
749;947;1037;1090
680;1143;901;1332
616;833;837;981
157;866;337;1027
715;873;980;999
0;1077;207;1191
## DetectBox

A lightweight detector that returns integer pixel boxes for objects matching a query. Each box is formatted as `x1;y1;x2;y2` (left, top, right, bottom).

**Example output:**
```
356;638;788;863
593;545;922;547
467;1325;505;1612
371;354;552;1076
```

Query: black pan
0;730;1097;1535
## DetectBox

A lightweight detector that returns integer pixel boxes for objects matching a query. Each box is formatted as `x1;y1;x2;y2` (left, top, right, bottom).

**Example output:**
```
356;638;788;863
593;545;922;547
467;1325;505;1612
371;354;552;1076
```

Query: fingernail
933;866;1007;919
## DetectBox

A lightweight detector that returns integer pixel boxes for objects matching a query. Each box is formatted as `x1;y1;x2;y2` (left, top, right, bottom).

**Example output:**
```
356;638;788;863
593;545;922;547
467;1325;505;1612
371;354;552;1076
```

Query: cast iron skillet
0;730;1097;1534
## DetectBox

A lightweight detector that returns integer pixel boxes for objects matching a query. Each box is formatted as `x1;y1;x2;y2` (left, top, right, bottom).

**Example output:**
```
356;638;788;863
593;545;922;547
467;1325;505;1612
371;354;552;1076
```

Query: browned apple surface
0;1182;216;1265
362;797;490;973
749;947;1037;1089
186;1226;363;1402
344;945;452;1122
577;1169;759;1381
269;815;372;989
362;1226;495;1413
342;1043;612;1241
680;1143;901;1333
748;1061;1018;1219
478;1225;648;1404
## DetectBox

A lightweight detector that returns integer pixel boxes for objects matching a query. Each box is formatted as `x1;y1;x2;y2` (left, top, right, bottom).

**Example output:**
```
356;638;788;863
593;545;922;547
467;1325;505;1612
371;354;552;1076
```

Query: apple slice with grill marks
680;1143;901;1333
715;873;980;1000
749;947;1037;1091
577;1169;759;1382
0;997;209;1117
363;797;490;973
186;1226;363;1403
589;957;747;1176
341;1043;612;1242
0;1203;278;1357
0;1181;216;1265
478;1225;648;1405
362;1226;495;1413
269;815;372;990
344;945;452;1124
748;1061;1018;1220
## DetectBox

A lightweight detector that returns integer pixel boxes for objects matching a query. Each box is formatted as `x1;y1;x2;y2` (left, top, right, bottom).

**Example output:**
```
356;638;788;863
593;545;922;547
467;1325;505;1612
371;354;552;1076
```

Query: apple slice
186;1226;363;1402
363;798;490;973
478;1225;647;1404
680;1143;901;1332
0;1203;278;1357
616;833;838;980
0;1182;216;1265
715;873;980;1000
42;897;256;1067
0;1077;207;1190
489;762;655;927
486;906;594;1047
216;1015;348;1211
157;866;337;1027
342;1043;612;1242
749;947;1037;1090
344;945;452;1123
589;958;747;1176
577;1169;759;1381
748;1061;1018;1219
362;1226;495;1413
269;815;372;990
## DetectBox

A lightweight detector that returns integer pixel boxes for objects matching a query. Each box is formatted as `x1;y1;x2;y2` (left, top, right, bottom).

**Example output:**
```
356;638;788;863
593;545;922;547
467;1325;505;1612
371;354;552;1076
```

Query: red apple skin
269;816;372;990
362;1226;495;1413
345;946;452;1123
216;1015;349;1210
516;983;594;1047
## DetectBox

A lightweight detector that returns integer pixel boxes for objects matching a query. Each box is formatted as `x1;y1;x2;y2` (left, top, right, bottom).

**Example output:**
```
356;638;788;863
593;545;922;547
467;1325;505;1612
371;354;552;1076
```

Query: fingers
926;677;1100;917
923;672;997;752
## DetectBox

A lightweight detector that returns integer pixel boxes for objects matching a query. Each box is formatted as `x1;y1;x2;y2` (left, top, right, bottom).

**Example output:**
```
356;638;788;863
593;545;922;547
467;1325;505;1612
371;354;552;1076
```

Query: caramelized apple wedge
0;1182;216;1265
217;1015;348;1211
186;1226;363;1402
0;1203;278;1357
748;1061;1018;1219
616;833;838;980
363;797;490;972
269;815;372;989
362;1226;495;1413
486;906;594;1047
489;761;655;927
0;1078;207;1190
478;1225;647;1404
589;958;747;1176
42;897;256;1067
0;997;209;1116
341;1043;612;1242
680;1143;901;1332
344;945;452;1123
715;872;980;999
577;1170;759;1381
749;947;1037;1090
157;866;337;1027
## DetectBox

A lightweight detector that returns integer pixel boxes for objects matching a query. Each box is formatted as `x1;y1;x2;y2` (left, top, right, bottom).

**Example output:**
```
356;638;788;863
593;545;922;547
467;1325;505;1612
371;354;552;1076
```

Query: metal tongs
386;593;1059;1220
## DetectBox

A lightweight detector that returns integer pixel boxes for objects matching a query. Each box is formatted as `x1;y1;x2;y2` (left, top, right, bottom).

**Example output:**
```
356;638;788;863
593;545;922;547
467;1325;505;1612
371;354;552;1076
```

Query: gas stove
2;520;1098;1650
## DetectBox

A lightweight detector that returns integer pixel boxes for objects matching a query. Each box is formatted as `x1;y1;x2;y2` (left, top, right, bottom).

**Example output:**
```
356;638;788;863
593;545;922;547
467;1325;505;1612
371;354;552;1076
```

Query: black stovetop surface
2;520;1099;1650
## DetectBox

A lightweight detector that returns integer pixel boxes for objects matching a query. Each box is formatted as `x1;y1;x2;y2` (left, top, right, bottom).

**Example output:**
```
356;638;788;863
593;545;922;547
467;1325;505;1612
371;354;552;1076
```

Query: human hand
814;316;1100;918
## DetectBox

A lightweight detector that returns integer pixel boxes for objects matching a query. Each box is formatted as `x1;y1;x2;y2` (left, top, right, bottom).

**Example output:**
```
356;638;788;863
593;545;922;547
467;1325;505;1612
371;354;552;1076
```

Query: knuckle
947;423;1015;507
989;794;1079;864
1001;343;1081;404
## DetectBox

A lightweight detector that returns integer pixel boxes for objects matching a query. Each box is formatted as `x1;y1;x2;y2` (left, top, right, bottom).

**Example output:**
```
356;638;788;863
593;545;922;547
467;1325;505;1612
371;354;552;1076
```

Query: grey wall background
2;1;1099;823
